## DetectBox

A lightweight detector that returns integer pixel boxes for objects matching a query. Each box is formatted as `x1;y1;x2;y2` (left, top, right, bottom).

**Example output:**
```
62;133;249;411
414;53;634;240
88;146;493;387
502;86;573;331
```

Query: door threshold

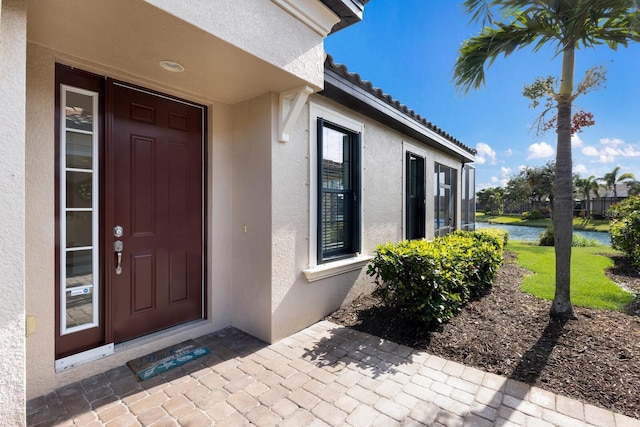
55;343;115;372
114;319;209;352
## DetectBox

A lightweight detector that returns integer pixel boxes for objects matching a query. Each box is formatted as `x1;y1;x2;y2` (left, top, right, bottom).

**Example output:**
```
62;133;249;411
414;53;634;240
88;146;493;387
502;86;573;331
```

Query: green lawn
477;213;610;232
508;241;633;311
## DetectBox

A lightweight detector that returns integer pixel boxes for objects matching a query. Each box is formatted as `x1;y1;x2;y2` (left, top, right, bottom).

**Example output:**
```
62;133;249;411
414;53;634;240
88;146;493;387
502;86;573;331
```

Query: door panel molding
107;80;206;344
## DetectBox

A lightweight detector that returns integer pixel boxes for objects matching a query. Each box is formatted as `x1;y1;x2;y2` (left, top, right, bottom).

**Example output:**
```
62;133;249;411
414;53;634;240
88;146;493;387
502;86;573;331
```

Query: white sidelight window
60;86;100;334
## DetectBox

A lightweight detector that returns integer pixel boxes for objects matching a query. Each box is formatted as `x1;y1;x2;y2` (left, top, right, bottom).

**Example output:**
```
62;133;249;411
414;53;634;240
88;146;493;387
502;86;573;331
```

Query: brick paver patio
27;321;640;426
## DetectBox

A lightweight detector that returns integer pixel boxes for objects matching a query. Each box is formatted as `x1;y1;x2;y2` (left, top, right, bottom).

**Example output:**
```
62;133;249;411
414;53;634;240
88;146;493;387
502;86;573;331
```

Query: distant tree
627;180;640;196
526;162;555;210
574;175;600;218
477;188;492;214
599;166;635;199
477;187;506;215
490;187;506;215
505;173;531;209
454;0;640;319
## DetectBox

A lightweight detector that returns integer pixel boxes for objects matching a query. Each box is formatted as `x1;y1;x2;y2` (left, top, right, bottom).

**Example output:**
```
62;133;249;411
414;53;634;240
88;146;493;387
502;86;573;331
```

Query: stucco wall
145;0;329;89
0;0;27;424
231;93;274;342
270;95;465;342
24;42;56;402
208;103;235;330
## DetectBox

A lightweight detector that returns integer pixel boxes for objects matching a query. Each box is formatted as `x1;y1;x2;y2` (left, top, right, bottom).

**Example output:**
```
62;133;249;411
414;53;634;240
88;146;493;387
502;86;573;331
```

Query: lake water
475;222;612;246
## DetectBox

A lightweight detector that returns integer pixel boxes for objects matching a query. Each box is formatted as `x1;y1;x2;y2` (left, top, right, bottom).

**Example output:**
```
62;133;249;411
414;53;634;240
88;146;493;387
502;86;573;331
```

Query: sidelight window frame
59;85;100;335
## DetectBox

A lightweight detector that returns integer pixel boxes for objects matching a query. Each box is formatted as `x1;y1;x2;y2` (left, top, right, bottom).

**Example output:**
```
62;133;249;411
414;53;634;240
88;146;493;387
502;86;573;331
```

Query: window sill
303;255;374;283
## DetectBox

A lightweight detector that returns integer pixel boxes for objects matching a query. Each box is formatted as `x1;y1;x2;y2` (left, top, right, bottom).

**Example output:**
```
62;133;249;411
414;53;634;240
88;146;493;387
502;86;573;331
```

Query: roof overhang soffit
272;0;340;36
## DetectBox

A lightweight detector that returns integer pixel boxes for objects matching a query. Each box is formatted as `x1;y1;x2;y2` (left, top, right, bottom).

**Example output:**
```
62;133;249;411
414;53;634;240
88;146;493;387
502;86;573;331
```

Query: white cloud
505;148;513;157
621;145;640;157
582;146;599;156
599;153;615;163
500;167;511;178
600;137;624;146
518;165;527;171
571;134;584;148
574;164;588;175
582;141;640;164
475;142;497;165
527;142;554;160
490;176;498;183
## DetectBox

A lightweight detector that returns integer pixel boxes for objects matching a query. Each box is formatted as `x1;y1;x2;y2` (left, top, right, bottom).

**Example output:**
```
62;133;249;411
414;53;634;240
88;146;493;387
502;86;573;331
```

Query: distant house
0;1;474;422
580;183;634;217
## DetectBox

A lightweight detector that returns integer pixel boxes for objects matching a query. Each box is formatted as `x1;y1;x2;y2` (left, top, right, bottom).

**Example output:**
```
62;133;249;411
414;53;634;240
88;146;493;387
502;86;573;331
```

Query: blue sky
324;0;640;190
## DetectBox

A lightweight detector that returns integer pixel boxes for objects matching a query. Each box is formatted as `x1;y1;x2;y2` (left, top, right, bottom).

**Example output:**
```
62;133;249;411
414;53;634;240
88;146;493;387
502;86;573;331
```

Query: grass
477;212;610;232
508;241;633;311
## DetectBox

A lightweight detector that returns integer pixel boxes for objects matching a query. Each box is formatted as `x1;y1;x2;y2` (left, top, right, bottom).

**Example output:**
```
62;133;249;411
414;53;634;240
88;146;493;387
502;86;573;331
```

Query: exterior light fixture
159;60;185;72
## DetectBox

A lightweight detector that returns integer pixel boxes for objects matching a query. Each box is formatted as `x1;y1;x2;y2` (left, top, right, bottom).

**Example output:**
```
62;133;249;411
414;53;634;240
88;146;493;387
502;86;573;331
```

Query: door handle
114;240;123;275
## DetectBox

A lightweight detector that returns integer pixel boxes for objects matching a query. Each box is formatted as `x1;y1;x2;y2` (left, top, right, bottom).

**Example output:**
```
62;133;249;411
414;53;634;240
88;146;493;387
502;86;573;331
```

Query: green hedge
367;230;505;325
609;196;640;267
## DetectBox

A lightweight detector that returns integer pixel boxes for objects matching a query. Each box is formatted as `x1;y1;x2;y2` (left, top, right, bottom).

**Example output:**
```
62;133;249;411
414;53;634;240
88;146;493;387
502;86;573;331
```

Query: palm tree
627;180;640;196
575;175;599;218
454;0;640;319
598;166;635;199
489;187;506;215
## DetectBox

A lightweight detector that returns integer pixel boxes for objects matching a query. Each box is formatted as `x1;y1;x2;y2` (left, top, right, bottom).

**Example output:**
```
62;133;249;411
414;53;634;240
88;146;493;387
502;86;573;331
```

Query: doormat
126;339;211;381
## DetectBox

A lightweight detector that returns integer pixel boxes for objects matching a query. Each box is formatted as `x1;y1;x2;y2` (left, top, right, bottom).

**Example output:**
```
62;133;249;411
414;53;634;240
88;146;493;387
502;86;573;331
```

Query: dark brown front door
108;82;204;343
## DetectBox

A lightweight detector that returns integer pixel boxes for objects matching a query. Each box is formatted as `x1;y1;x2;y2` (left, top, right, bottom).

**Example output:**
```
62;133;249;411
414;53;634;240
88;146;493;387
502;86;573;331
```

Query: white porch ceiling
27;0;309;104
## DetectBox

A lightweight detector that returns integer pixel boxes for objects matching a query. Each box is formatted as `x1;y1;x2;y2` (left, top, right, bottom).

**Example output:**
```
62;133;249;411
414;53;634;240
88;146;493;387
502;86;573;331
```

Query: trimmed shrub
540;226;603;247
609;196;640;267
467;228;509;250
366;231;504;325
527;210;543;220
571;234;601;247
539;226;554;246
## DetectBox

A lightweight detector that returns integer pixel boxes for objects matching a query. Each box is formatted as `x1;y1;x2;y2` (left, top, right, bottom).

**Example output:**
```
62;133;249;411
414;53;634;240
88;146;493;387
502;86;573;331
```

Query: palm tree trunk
550;45;577;319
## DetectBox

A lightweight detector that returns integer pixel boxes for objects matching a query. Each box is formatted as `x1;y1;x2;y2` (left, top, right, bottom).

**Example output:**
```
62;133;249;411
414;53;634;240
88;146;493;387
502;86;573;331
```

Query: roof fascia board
323;69;475;162
333;0;365;19
272;0;340;36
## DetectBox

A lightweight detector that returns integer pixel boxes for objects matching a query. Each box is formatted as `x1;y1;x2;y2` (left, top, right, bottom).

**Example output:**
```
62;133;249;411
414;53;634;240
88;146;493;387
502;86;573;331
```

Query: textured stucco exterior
3;1;476;421
145;0;331;89
231;93;275;342
24;42;56;402
17;0;338;404
0;0;27;424
269;94;466;341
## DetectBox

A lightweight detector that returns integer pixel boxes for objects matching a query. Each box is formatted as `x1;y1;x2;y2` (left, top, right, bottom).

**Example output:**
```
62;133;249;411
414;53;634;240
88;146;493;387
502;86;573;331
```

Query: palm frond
453;23;543;93
454;0;640;93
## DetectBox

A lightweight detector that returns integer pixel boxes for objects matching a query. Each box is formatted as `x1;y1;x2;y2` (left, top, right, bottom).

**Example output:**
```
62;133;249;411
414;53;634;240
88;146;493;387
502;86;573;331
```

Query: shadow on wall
271;266;374;343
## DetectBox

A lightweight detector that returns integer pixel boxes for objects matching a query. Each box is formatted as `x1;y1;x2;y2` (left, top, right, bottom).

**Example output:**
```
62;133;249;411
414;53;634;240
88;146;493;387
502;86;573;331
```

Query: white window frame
60;85;100;335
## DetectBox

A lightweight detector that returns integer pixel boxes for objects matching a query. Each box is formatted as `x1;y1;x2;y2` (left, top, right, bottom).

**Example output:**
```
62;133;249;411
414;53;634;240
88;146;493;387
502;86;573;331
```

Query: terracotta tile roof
324;55;477;156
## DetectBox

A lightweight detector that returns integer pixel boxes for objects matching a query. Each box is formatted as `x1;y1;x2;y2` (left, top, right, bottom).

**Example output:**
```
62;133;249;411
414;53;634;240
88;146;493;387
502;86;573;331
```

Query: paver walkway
27;321;640;426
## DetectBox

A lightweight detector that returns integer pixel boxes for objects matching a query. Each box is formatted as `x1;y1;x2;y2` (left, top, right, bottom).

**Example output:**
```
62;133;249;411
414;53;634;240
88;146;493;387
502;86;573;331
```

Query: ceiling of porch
27;0;310;104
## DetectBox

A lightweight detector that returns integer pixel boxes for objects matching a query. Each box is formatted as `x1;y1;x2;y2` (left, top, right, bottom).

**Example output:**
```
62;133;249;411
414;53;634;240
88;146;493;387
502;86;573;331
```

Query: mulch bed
325;251;640;419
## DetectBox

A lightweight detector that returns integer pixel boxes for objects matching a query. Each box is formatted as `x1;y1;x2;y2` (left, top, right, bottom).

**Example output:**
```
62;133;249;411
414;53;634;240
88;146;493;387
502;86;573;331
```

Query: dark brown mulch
325;251;640;419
